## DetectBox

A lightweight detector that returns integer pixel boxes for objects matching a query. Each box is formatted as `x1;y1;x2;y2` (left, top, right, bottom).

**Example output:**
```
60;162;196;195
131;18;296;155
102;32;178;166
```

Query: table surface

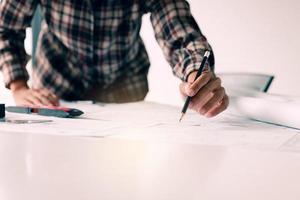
0;131;300;200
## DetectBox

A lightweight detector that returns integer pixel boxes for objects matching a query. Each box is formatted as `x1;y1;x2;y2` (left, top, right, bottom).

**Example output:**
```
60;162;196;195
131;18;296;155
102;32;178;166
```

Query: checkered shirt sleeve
0;0;38;87
145;0;215;81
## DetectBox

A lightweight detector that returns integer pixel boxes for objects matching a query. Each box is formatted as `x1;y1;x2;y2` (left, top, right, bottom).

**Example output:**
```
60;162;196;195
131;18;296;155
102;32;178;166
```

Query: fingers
37;89;59;106
179;72;229;118
17;97;36;107
39;89;58;100
205;95;229;118
199;87;225;116
31;91;52;106
13;88;59;107
25;93;45;106
191;77;222;108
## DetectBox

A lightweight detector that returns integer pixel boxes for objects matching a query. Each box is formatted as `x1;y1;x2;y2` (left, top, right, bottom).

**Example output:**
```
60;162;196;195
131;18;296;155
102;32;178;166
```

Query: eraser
0;104;5;118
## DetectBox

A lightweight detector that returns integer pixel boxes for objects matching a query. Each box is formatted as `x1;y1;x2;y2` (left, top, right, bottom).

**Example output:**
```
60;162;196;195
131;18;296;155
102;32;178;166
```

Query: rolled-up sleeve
0;0;38;88
145;0;215;81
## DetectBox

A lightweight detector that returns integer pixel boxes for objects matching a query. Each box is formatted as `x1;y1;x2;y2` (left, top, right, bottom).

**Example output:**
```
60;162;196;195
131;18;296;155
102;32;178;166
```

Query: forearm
0;43;30;89
0;0;38;88
0;21;30;88
147;0;214;80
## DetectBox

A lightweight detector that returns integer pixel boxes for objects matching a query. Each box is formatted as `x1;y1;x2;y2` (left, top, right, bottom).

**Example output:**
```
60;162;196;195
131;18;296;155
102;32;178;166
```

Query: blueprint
1;101;299;152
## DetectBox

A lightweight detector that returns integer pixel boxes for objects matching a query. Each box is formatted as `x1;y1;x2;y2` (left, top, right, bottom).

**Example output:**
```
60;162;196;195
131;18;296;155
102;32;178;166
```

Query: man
0;0;228;118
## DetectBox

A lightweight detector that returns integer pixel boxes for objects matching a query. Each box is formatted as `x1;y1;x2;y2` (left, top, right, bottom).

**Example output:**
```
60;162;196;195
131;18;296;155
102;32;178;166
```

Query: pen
5;106;84;118
179;50;211;122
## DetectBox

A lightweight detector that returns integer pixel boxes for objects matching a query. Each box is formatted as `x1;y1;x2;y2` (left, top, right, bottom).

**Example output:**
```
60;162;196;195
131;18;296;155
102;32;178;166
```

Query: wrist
10;80;29;92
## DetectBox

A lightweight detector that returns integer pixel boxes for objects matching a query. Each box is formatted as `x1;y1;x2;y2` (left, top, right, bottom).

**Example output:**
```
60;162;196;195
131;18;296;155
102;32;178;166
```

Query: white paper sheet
102;103;298;150
1;101;299;151
0;112;124;136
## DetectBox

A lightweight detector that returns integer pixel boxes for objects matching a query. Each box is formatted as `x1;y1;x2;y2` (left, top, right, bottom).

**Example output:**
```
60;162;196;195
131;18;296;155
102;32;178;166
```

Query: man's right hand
10;80;59;106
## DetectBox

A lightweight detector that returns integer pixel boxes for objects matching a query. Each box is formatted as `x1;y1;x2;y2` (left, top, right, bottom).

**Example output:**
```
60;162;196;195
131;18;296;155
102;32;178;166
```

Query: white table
0;131;300;200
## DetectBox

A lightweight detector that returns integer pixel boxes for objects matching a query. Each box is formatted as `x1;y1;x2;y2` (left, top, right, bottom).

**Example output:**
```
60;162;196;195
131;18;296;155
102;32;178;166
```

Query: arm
146;0;228;117
0;0;58;106
145;0;214;80
0;0;37;87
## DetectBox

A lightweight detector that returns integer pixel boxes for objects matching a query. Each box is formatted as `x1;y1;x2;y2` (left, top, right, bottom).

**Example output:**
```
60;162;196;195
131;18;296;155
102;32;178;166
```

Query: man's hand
10;80;59;106
179;70;229;118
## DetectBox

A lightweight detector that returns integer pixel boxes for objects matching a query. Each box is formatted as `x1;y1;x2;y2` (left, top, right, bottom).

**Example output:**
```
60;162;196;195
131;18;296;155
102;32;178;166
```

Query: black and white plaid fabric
0;0;214;101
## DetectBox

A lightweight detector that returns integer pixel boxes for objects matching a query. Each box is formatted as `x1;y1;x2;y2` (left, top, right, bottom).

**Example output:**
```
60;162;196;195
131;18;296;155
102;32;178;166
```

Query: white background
143;0;300;106
1;0;300;106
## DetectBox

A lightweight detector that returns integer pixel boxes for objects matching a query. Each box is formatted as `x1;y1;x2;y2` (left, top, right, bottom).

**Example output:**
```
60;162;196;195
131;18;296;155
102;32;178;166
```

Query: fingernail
199;109;206;115
205;113;212;118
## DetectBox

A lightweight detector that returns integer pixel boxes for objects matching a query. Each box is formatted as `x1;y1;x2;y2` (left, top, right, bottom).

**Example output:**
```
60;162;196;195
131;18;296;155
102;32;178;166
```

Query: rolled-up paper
233;93;300;129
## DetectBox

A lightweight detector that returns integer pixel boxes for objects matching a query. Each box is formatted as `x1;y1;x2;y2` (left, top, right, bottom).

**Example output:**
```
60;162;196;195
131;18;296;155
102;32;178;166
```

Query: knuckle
220;97;229;110
213;89;222;96
187;87;196;96
218;87;226;97
211;91;221;100
203;72;212;81
214;77;222;85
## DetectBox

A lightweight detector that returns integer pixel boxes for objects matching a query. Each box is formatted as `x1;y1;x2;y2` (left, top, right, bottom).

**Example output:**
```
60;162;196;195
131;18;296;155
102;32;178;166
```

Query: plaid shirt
0;0;214;101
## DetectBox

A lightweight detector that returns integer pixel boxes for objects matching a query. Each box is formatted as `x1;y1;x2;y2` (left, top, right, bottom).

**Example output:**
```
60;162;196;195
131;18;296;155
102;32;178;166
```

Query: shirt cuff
1;62;29;89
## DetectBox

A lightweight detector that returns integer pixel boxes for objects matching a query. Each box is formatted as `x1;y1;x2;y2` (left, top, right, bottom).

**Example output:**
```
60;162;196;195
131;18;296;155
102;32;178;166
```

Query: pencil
179;50;211;122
